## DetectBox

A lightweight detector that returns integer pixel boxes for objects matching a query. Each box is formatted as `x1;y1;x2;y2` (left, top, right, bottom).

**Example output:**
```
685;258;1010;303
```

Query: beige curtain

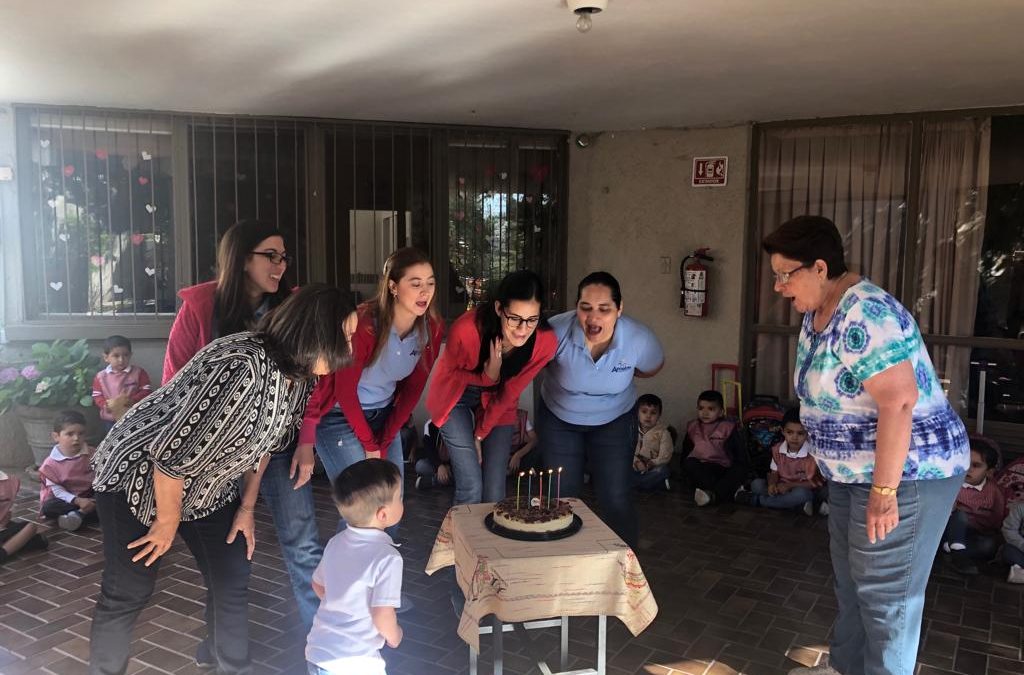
914;118;991;414
754;123;913;398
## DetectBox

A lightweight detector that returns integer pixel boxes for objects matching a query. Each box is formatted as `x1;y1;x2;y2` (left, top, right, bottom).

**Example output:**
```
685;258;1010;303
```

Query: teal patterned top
795;280;969;484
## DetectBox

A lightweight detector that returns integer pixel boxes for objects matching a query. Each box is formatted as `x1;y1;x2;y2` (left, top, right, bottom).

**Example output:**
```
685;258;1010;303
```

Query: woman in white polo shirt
539;271;664;548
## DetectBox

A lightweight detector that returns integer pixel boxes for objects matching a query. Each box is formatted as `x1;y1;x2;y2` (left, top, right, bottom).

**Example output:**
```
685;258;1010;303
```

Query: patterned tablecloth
425;499;658;650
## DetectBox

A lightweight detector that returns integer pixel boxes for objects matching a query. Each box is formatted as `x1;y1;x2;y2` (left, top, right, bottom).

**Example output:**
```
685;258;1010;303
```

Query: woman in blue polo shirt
539;271;664;548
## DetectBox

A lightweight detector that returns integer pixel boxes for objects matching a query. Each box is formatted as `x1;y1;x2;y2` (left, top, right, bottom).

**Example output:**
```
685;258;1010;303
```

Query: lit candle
557;467;562;502
539;467;543;505
527;469;534;506
516;471;524;510
547;469;554;508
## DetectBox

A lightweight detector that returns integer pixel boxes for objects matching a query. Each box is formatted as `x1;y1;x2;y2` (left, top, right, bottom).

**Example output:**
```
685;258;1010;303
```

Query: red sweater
300;306;445;453
162;281;217;385
427;309;556;439
955;479;1007;533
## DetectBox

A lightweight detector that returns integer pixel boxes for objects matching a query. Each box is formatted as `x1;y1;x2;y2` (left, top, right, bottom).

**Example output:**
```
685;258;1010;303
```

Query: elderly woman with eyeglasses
427;270;556;505
764;216;969;675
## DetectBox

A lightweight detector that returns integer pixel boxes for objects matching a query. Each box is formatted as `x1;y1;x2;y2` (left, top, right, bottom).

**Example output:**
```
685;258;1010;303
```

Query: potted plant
0;339;102;467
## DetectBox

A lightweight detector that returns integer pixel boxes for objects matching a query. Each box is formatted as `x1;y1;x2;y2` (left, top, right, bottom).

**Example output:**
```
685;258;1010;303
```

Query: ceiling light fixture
568;0;608;34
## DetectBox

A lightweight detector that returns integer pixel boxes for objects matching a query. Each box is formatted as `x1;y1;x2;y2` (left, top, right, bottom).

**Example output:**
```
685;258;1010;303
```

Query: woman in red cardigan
427;270;556;505
299;248;444;517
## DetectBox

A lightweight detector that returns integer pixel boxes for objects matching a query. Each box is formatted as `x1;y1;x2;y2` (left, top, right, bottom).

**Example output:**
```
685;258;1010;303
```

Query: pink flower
0;367;18;385
20;364;41;380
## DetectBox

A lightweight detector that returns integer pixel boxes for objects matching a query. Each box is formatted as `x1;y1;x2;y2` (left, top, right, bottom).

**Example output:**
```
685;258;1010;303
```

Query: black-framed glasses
251;250;291;265
772;262;813;285
503;312;540;329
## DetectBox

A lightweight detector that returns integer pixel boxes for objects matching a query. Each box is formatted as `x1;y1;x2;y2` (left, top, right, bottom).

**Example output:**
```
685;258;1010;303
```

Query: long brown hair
366;247;439;366
258;284;357;381
213;220;292;338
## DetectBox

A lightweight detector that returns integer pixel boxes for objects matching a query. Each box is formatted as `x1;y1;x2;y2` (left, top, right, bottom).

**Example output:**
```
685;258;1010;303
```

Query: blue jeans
537;399;638;548
826;475;961;675
259;444;323;633
942;509;999;560
632;464;671;491
315;404;405;534
1004;543;1024;567
439;387;514;505
749;478;827;510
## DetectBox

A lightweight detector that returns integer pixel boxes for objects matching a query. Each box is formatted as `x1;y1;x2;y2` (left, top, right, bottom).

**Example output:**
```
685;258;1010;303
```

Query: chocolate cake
492;497;575;534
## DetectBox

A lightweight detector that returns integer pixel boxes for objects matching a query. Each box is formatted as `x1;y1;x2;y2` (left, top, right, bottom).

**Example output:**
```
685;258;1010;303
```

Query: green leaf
79;395;94;407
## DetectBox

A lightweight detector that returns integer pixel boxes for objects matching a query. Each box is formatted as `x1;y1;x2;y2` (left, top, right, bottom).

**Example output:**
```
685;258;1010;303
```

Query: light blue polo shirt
357;327;422;410
541;311;664;426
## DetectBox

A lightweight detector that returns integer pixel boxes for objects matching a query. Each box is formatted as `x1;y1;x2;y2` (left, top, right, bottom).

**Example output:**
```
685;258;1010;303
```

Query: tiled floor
0;467;1021;675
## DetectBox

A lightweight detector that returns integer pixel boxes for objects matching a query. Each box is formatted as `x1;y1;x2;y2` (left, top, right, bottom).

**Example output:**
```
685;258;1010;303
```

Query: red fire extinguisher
680;248;714;317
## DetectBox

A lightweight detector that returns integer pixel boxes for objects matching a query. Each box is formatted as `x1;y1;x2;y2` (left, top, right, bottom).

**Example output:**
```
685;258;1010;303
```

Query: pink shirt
0;471;19;528
686;419;738;467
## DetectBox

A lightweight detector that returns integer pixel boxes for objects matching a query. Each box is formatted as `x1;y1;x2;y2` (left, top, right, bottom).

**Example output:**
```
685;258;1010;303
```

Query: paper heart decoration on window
110;187;118;196
95;149;108;161
138;176;149;186
499;172;508;180
145;267;156;277
141;151;152;161
153;234;162;244
49;281;63;291
90;255;105;266
131;233;145;245
63;165;75;178
97;174;105;182
40;139;51;148
112;285;124;294
145;204;156;214
528;164;550;184
454;210;465;221
46;199;56;208
57;232;69;242
458;176;466;186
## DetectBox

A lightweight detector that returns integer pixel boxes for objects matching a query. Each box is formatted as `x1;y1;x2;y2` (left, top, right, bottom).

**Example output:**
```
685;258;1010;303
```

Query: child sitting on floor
415;422;452;490
306;459;404;675
1004;501;1024;584
735;407;828;516
632;394;673;491
682;390;746;506
942;442;1006;576
38;410;98;532
91;335;152;433
1;470;47;565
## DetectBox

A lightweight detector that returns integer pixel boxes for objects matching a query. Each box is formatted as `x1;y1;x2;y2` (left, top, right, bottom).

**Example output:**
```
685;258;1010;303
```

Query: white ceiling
2;1;1023;131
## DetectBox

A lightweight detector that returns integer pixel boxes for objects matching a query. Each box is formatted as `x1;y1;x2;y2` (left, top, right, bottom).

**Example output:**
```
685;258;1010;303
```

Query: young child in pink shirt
91;335;152;433
942;442;1006;576
1;470;47;564
39;410;97;531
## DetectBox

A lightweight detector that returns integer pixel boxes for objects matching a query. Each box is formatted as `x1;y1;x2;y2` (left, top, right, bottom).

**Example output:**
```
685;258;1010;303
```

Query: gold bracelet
870;485;898;496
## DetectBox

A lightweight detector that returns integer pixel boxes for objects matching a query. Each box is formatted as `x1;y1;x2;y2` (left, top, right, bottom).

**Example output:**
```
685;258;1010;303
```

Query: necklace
814;272;851;331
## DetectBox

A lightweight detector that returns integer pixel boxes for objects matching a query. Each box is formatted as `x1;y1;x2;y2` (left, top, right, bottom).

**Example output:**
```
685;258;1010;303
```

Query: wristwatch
871;485;898;496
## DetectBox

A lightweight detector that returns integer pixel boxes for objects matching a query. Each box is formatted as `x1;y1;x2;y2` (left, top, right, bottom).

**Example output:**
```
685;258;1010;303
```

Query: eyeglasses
503;312;540;329
251;250;291;265
772;262;813;285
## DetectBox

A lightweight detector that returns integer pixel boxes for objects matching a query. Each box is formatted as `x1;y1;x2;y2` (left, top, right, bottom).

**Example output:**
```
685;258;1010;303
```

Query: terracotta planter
14;404;103;466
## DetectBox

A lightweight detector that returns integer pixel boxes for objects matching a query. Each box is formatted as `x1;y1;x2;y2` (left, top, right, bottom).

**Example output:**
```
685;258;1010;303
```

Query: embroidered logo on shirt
611;361;633;373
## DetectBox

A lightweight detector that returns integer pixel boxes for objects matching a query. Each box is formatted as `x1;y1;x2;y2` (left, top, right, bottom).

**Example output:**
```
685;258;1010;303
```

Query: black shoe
949;549;978;576
194;640;215;668
26;534;49;551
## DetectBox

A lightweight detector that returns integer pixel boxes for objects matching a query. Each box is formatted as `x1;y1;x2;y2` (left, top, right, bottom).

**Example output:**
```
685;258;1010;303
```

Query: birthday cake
492;497;575;534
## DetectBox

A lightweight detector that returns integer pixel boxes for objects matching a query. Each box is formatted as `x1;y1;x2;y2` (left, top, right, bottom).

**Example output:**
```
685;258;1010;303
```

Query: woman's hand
226;506;257;560
865;490;899;544
128;516;180;566
290;443;316;490
483;337;502;383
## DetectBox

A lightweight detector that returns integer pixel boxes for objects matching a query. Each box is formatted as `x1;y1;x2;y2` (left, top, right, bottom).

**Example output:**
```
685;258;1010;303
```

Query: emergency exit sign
692;156;728;187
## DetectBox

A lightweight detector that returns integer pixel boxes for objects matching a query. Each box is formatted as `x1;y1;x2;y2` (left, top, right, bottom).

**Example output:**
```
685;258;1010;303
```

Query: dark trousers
89;492;252;675
41;496;99;524
538;399;638;548
942;509;999;561
683;457;746;503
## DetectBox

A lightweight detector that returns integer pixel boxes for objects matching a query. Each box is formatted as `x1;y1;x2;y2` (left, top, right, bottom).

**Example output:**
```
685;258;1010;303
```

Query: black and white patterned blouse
92;332;315;525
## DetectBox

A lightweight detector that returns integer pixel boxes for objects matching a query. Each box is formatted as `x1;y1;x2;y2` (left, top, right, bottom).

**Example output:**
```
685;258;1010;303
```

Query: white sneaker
58;511;83;531
788;660;842;675
802;501;814;517
818;501;830;516
694;488;712;507
663;478;671;491
1008;564;1024;584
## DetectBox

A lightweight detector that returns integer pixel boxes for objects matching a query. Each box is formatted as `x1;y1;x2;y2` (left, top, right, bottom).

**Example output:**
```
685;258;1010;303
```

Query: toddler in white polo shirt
306;459;405;675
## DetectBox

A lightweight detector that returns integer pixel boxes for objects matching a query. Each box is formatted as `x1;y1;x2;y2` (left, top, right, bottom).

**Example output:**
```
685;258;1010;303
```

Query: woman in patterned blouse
765;216;969;675
89;284;358;675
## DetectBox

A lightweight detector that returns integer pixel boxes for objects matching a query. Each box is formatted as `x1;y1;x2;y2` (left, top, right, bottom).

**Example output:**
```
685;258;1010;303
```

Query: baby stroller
742;395;787;478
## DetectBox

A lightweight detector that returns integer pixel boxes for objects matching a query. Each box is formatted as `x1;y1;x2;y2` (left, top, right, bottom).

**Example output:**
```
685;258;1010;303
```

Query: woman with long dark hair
300;248;444;519
539;272;664;548
427;271;557;505
90;285;358;675
160;220;324;638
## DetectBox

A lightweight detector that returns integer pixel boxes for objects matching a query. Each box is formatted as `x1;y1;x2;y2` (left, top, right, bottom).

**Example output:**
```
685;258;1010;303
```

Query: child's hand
776;483;793;495
767;483;779;496
633;458;645;472
75;496;97;513
437;464;452;485
508;452;522;471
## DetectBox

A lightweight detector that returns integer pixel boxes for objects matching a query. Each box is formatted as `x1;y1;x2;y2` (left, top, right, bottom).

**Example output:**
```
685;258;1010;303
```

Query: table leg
560;615;569;671
596;615;607;675
492;615;503;675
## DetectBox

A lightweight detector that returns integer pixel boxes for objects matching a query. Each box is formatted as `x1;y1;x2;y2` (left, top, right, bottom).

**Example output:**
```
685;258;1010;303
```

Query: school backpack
742;395;787;477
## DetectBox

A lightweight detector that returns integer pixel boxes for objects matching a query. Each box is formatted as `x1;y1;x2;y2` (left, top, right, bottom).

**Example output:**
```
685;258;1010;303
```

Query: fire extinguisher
680;248;714;317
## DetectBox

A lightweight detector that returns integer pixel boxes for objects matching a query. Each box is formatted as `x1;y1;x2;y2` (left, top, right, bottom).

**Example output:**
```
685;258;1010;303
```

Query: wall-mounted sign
692;156;728;187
